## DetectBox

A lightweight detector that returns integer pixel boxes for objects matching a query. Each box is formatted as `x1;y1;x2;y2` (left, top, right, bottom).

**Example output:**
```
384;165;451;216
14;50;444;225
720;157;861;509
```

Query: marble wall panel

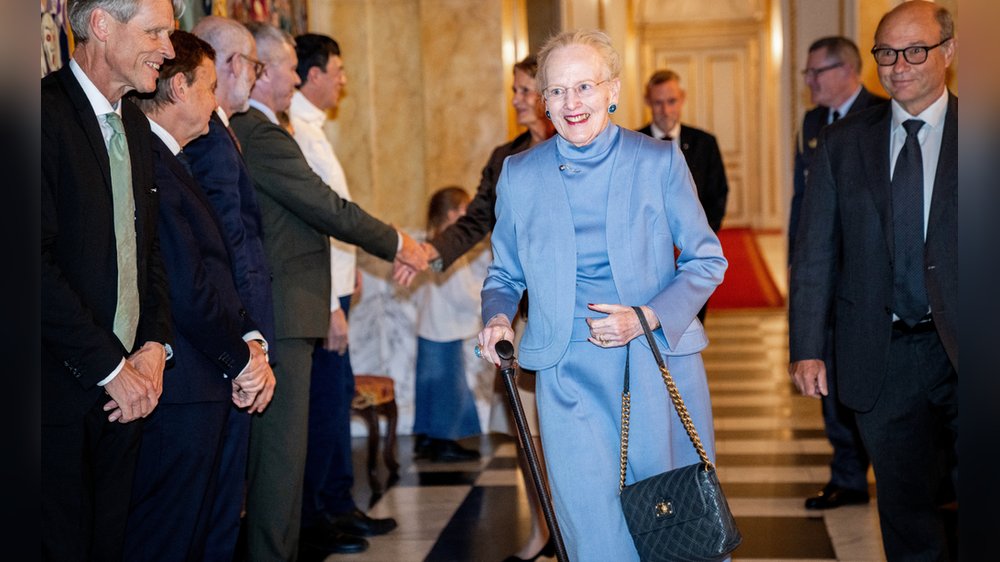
420;0;509;197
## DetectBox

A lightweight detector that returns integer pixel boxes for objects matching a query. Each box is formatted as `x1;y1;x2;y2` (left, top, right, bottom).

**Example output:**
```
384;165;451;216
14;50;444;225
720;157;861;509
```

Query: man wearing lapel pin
789;35;886;512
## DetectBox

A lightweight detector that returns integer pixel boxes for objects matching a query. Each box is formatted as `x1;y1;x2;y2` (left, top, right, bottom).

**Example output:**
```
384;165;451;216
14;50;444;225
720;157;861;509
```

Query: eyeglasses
228;52;266;79
801;62;843;79
542;79;609;102
871;37;952;66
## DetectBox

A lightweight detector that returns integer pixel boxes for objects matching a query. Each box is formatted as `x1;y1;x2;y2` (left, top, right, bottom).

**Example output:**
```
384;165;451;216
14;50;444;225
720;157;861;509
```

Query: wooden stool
351;374;400;497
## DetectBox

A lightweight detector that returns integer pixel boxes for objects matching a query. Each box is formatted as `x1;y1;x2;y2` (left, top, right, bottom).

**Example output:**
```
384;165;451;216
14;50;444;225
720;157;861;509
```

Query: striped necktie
104;112;140;350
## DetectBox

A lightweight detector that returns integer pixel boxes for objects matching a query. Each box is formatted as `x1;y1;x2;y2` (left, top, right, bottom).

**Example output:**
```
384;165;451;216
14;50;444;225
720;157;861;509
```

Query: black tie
891;119;928;326
660;134;673;141
831;110;841;123
176;150;192;175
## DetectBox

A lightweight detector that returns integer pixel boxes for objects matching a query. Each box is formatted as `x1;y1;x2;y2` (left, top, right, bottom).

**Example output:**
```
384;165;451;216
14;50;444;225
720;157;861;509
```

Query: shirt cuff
97;358;127;386
396;231;403;253
241;331;269;364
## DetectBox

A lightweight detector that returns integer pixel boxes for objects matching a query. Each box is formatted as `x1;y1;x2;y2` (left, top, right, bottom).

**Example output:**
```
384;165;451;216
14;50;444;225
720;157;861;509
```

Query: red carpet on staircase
710;228;784;309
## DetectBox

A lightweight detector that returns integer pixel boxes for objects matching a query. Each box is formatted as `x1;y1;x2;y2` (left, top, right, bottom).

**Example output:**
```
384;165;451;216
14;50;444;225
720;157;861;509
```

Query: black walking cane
495;340;569;562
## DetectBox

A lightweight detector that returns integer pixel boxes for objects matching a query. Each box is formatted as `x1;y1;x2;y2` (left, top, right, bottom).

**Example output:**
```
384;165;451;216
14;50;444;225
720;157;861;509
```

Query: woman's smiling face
542;43;620;147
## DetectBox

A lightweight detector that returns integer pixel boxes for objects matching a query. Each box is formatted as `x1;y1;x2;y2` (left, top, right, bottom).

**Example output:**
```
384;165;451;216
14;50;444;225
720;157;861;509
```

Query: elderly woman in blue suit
477;29;727;561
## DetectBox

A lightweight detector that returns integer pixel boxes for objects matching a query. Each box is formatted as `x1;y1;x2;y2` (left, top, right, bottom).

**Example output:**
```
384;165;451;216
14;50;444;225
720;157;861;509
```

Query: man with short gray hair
789;35;886;512
41;0;175;557
231;23;428;560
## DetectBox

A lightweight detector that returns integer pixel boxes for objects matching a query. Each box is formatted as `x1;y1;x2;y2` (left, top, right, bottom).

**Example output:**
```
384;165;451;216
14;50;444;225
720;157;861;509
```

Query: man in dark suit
789;2;957;559
638;69;729;323
790;36;886;511
186;16;277;560
126;31;276;561
41;0;175;558
230;23;428;561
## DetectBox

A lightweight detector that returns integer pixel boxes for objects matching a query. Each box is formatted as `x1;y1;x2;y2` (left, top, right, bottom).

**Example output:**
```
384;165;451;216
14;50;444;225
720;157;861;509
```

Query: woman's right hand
477;314;514;367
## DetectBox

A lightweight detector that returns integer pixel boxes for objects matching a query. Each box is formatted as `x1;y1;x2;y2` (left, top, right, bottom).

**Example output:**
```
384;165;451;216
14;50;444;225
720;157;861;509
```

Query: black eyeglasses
801;62;843;79
871;37;952;66
227;52;266;79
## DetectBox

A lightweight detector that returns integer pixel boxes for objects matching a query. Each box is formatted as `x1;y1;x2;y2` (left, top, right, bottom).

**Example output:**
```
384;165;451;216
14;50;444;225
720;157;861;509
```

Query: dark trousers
42;394;142;562
203;405;251;562
125;400;230;561
301;296;357;528
855;326;958;561
822;327;870;491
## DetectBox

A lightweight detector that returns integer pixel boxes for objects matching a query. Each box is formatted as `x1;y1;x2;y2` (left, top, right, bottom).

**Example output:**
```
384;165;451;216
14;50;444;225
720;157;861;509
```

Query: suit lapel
154;136;237;265
928;94;957;236
57;66;113;192
860;105;894;255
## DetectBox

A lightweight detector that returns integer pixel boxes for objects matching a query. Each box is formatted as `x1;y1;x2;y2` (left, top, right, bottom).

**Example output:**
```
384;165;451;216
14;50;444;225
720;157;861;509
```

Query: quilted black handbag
618;306;742;561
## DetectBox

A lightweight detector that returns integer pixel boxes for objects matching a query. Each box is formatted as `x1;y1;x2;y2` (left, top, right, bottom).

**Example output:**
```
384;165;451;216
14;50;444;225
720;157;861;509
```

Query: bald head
192;16;258;117
873;0;955;115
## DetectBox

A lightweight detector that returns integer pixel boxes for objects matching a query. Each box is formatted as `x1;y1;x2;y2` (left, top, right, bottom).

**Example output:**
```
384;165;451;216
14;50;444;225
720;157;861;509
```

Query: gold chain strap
657;363;713;469
619;307;714;492
619;391;631;491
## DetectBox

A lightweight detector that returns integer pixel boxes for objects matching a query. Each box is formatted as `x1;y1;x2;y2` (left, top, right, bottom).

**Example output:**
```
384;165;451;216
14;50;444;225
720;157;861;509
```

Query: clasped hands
103;341;167;423
476;304;661;366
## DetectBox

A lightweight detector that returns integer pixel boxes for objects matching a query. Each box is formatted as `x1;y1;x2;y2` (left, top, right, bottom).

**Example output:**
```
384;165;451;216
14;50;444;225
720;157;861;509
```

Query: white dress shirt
288;91;357;309
889;88;948;240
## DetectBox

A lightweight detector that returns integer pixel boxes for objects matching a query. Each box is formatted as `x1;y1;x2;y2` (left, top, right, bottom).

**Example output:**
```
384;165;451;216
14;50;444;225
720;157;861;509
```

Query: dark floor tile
730;516;835;559
713;405;799;417
485;456;519;470
717;453;832;466
714;428;828;440
424;486;530;562
722;481;876;498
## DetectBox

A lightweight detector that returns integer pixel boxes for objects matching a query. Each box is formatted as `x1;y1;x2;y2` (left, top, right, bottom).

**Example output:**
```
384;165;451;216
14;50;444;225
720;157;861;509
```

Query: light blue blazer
482;126;727;371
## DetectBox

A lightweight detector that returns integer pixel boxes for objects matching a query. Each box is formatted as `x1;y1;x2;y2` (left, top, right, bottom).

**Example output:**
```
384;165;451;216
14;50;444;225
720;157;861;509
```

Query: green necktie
104;112;140;350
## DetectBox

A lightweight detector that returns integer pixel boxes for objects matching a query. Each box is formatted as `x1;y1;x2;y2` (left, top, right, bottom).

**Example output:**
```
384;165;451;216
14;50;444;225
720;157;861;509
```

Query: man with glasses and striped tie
789;2;957;559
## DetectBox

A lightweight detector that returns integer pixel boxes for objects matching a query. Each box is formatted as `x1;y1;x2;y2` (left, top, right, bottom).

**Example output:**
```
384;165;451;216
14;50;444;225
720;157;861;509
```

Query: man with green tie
41;0;176;558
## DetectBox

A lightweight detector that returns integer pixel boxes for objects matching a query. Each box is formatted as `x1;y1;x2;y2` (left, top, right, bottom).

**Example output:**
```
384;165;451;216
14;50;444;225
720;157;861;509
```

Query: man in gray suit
230;23;428;561
789;2;957;559
790;36;886;511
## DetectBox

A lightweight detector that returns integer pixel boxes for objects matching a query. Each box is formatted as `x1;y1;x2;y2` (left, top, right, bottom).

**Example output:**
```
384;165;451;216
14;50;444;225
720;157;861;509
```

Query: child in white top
412;187;483;462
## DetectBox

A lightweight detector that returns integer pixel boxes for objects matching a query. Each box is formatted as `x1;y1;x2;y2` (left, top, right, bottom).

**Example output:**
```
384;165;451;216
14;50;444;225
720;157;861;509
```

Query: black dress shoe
428;439;481;463
804;484;870;509
300;525;369;554
330;507;398;537
413;433;433;458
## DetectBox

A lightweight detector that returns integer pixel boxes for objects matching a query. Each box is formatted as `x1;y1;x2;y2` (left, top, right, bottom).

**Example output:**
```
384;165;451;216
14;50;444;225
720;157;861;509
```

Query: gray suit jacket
230;107;398;339
789;94;958;411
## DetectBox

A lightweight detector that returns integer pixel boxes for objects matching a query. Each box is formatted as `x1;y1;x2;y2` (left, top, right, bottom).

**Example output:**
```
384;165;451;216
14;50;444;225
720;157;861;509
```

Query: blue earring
545;110;551;119
608;104;617;114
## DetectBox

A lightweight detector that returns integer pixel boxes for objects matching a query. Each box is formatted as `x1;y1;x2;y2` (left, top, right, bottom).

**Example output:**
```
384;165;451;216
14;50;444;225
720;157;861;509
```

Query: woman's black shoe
501;537;555;562
413;433;432;458
428;439;481;462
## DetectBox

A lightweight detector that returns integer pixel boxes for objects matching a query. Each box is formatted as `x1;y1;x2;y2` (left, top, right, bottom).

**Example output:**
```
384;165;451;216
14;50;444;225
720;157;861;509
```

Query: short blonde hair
536;29;621;92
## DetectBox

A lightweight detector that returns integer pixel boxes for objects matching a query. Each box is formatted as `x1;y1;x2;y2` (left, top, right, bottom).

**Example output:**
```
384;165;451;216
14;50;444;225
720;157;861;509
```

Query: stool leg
358;405;382;496
382;400;400;487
